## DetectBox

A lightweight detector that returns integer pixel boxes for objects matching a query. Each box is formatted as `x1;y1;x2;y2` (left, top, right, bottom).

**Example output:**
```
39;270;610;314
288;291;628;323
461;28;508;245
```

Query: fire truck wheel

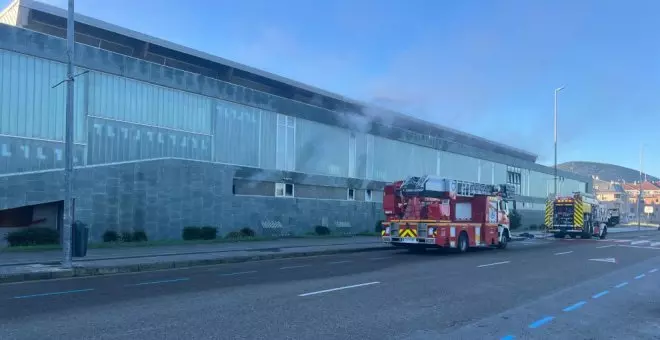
497;230;509;249
457;232;469;253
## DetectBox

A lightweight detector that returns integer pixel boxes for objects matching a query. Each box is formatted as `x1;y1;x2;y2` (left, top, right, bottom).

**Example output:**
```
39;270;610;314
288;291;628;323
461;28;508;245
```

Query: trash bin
71;221;89;257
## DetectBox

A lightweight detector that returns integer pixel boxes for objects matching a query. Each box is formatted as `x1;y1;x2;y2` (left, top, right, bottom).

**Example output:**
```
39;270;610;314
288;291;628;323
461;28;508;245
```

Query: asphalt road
1;231;660;340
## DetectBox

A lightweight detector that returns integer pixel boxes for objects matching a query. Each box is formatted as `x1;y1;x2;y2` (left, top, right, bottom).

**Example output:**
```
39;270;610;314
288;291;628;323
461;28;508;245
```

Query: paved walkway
0;236;389;283
0;236;383;267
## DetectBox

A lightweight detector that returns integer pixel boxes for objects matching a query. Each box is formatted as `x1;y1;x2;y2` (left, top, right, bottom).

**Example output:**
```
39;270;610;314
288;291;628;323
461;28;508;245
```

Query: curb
0;245;393;284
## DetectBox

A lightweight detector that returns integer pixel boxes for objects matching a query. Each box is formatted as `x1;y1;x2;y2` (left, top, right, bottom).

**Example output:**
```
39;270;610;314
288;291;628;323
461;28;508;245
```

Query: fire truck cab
381;175;515;253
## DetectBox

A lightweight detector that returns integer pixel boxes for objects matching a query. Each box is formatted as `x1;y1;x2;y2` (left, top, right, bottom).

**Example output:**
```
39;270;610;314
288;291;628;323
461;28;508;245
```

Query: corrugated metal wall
0;49;85;143
0;1;18;26
0;48;586;200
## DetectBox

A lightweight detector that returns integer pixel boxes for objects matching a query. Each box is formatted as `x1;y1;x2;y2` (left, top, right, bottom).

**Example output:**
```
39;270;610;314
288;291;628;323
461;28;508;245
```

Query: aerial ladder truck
380;175;515;253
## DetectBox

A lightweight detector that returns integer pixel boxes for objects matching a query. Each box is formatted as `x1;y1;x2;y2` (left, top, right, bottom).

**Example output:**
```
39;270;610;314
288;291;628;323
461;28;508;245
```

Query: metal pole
62;0;75;268
638;143;643;231
553;87;564;198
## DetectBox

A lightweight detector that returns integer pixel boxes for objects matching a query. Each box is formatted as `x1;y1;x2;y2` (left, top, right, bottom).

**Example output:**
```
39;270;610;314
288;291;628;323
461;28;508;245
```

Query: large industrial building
0;0;591;241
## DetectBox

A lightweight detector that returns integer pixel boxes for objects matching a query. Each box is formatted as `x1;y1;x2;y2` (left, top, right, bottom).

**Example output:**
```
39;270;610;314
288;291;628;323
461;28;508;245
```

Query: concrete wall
517;209;545;229
0;158;384;241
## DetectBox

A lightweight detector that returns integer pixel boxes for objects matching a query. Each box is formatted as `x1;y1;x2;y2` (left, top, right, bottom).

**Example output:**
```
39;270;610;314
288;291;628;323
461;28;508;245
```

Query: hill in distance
557;161;659;183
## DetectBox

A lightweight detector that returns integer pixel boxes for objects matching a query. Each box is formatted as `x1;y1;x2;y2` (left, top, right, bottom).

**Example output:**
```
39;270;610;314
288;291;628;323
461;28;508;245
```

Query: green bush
200;226;218;240
509;210;522;230
5;227;60;247
314;225;331;235
182;226;202;240
102;230;119;242
226;231;243;239
239;227;256;237
120;231;133;242
132;230;148;242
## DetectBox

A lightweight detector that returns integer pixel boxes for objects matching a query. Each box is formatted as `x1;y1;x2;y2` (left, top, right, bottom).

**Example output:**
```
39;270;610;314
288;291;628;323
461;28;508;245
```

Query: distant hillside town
593;177;660;224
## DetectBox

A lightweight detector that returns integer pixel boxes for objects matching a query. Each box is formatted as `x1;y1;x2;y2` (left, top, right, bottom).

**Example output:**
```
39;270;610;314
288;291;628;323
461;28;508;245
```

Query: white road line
554;251;573;255
298;281;380;297
328;260;352;265
631;240;651;245
219;270;258;276
477;261;511;268
368;256;392;261
650;242;660;247
279;265;311;270
618;245;660;250
597;245;616;249
613;240;631;243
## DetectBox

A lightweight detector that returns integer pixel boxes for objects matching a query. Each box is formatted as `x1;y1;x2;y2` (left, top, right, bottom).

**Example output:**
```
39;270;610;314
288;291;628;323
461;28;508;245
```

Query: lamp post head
555;86;565;93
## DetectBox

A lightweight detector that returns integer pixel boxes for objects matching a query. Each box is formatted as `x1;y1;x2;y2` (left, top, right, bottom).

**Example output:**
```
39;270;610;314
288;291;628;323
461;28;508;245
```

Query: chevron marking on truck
545;201;553;227
574;197;584;227
398;227;418;238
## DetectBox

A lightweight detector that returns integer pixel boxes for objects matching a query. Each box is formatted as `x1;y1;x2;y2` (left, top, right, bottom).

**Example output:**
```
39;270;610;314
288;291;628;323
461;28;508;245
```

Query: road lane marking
219;270;258;277
631;240;651;245
615;282;628;288
13;288;95;299
298;281;380;297
649;268;658;273
650;242;660;247
563;301;586;312
554;251;573;255
477;261;510;268
368;256;392;261
500;336;515;340
127;278;189;286
528;316;554;329
279;265;311;270
635;274;646;280
327;260;352;265
597;245;615;248
618;245;660;250
592;290;609;299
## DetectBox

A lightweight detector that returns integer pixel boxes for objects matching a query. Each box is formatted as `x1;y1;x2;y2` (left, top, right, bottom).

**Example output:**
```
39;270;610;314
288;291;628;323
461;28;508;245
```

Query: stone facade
0;158;385;241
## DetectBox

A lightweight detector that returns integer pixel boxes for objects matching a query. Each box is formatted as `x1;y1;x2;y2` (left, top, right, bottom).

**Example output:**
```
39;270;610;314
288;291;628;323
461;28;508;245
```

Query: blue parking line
528;316;554;329
615;282;628;288
562;301;586;312
592;290;609;299
500;335;515;340
127;278;190;286
635;274;646;280
13;288;95;299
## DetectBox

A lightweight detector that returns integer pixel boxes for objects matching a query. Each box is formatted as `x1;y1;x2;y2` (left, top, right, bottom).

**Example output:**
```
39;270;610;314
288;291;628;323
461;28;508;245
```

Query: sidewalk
0;236;390;284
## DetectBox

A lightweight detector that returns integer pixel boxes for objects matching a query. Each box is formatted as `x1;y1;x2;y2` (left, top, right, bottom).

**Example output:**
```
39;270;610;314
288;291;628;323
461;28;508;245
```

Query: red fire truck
380;175;515;253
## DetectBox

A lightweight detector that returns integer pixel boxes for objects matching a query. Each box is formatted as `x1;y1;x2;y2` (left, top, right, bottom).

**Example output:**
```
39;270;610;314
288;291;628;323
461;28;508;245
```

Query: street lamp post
62;0;75;268
638;143;644;231
554;86;565;198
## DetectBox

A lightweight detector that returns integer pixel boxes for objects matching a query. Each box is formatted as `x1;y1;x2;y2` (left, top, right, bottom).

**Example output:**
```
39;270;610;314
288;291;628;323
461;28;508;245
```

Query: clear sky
13;0;660;175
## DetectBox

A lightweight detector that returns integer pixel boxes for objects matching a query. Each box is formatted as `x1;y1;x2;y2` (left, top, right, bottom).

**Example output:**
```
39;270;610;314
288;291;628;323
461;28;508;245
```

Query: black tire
497;230;509;249
457;232;469;253
553;233;565;239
